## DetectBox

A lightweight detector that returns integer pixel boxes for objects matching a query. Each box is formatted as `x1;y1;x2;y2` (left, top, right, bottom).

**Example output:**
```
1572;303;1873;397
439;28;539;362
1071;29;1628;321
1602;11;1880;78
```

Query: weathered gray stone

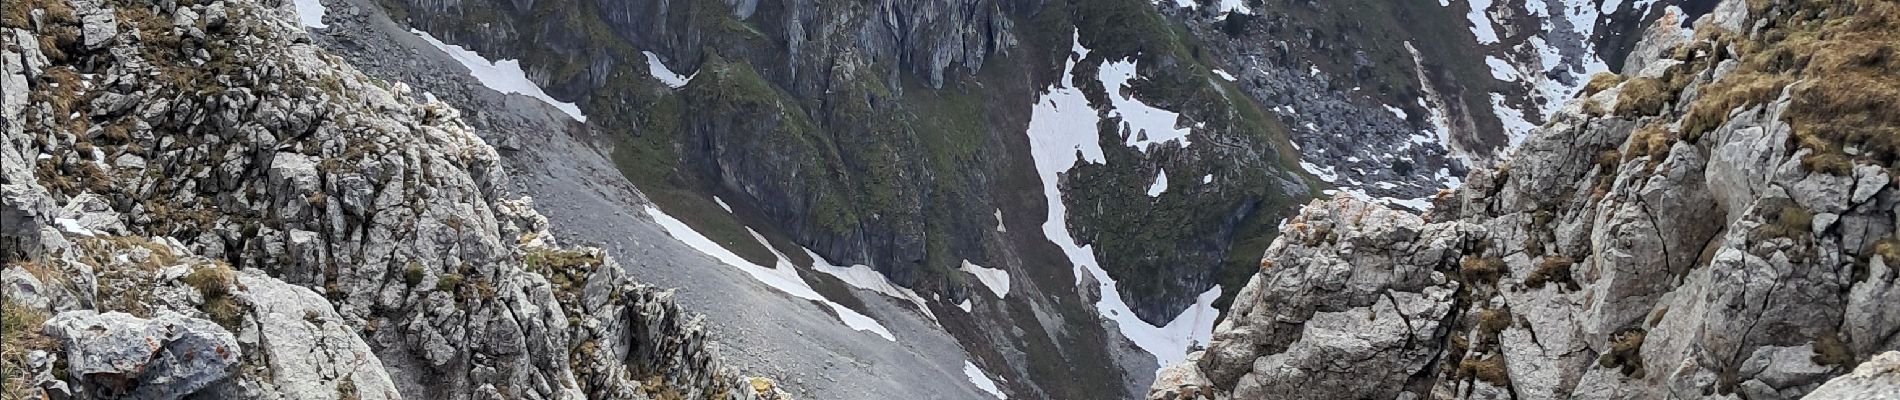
1805;351;1900;400
78;2;118;50
1852;164;1890;205
43;311;241;399
226;270;402;400
1150;2;1900;399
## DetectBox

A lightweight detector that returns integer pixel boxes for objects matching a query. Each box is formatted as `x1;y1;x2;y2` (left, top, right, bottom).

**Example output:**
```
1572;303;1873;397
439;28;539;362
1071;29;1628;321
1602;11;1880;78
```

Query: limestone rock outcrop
0;0;791;398
1149;0;1900;398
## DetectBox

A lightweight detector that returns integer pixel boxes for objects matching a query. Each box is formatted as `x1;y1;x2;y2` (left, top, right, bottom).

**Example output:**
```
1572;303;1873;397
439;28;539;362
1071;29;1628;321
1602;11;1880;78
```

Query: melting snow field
809;249;939;323
960;260;1011;298
1024;33;1223;369
643;206;894;341
1465;0;1501;44
1160;0;1250;14
292;0;327;29
1147;169;1170;197
1100;58;1192;153
1490;93;1537;148
1486;56;1520;82
964;361;1007;399
642;51;694;89
412;30;588;123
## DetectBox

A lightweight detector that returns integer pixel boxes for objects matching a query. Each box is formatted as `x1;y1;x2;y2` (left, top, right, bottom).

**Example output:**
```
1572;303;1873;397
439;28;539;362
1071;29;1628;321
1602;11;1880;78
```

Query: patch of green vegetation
1072;0;1194;62
403;262;425;287
435;273;464;293
524;247;601;301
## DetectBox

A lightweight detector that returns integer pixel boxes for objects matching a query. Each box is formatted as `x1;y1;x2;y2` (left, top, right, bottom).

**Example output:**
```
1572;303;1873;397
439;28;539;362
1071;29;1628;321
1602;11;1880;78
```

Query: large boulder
42;311;242;399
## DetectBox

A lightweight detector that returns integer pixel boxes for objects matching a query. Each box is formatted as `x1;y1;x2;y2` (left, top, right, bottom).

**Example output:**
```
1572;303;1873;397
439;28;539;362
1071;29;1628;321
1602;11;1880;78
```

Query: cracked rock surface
0;0;791;398
1150;0;1900;398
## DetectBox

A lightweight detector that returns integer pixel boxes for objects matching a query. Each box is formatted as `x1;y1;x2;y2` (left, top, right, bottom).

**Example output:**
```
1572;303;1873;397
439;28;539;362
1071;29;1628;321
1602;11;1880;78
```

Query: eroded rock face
1149;0;1900;398
1807;351;1900;400
1194;197;1469;399
43;311;241;399
0;0;790;398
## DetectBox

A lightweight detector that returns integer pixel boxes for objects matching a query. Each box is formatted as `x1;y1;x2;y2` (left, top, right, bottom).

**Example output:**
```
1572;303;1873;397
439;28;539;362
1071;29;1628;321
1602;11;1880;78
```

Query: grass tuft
1615;77;1676;116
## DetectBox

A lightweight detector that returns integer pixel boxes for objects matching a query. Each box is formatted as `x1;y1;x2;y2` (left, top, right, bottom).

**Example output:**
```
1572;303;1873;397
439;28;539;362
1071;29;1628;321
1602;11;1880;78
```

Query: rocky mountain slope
1149;0;1900;398
0;0;794;398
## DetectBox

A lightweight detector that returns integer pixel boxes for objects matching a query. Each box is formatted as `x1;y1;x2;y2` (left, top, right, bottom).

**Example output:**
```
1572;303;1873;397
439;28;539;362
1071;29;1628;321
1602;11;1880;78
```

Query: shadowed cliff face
364;0;1321;328
331;0;1322;396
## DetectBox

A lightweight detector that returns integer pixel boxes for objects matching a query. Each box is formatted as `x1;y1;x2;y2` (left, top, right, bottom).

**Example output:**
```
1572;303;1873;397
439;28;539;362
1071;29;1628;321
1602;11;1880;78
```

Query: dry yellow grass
1678;0;1900;172
1615;77;1676;116
1582;72;1625;96
1;299;57;398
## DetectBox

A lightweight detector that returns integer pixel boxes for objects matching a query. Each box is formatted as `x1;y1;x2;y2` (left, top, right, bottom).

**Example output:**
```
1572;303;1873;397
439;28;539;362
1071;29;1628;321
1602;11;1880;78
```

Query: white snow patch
1490;93;1536;148
1025;33;1223;369
1301;161;1339;183
1328;188;1434;211
1201;174;1213;184
1601;0;1624;14
642;51;695;89
1217;0;1252;14
961;260;1011;298
1100;58;1192;152
1211;69;1238;82
412;30;587;122
714;196;733;213
1465;0;1501;44
993;209;1007;233
1146;169;1169;197
643;206;894;341
1384;104;1408;120
1404;42;1471;169
1635;0;1664;17
958;299;974;313
808;249;938;322
964;361;1006;399
54;218;95;237
292;0;327;29
1160;0;1249;14
1485;56;1520;82
1027;37;1106;168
